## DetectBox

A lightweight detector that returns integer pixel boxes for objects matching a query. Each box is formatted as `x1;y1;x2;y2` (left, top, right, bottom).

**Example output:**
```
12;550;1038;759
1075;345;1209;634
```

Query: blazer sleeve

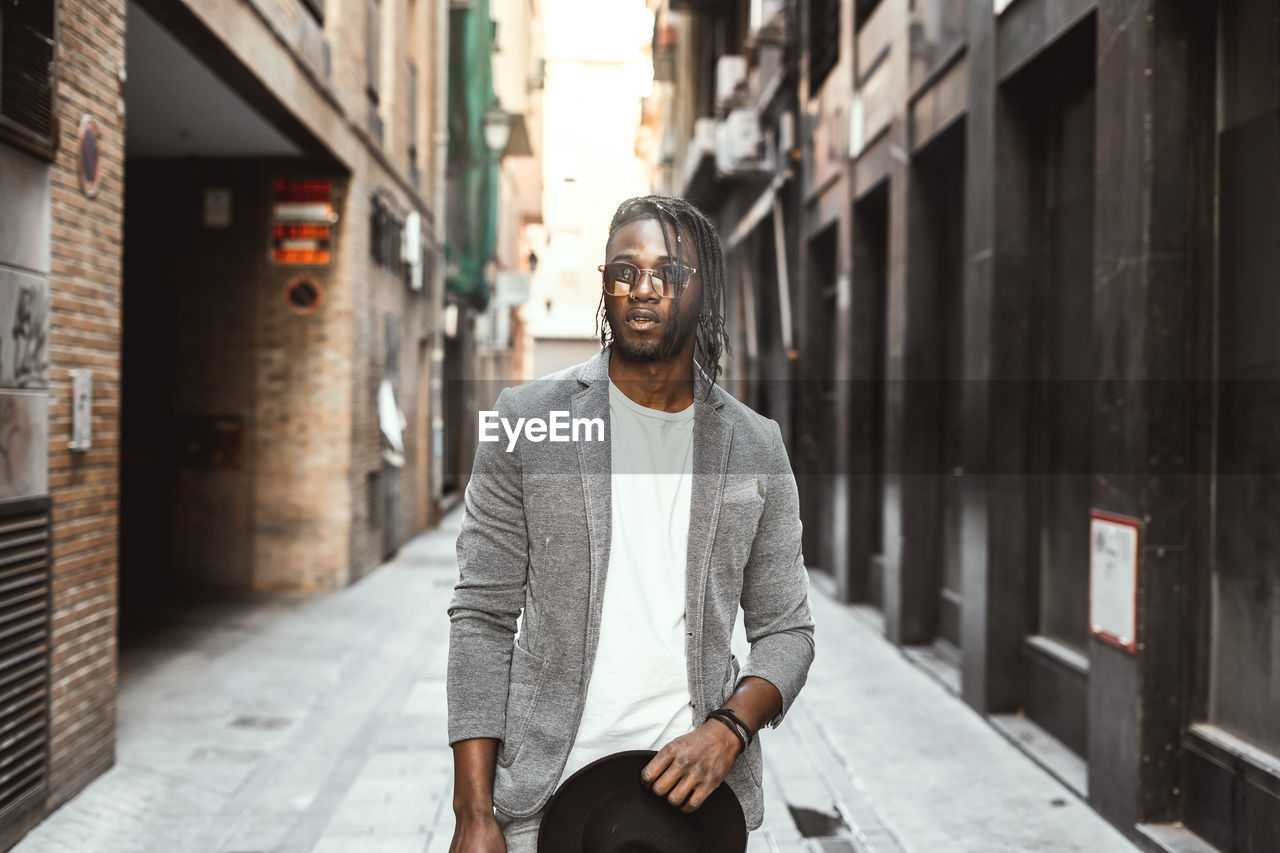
737;418;816;728
446;386;529;745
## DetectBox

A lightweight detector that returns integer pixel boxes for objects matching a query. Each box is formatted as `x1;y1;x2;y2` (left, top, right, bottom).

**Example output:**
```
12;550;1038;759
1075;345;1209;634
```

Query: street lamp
483;103;512;157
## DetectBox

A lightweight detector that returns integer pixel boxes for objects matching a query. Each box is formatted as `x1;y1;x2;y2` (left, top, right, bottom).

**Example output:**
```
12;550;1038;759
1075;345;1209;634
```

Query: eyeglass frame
597;261;698;300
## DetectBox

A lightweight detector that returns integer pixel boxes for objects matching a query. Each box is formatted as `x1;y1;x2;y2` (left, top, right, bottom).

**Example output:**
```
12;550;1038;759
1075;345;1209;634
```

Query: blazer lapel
685;372;733;708
573;349;612;681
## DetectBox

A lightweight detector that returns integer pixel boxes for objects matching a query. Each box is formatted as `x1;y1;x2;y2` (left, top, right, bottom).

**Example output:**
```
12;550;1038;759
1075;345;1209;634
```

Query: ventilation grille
809;0;840;92
0;0;58;150
0;500;50;820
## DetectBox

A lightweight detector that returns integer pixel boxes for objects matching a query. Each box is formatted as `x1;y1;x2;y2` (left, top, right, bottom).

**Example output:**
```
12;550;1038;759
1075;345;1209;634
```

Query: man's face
602;218;703;364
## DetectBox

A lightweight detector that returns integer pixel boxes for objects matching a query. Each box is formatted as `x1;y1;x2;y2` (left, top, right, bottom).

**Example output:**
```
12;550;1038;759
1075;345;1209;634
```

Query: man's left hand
640;720;742;813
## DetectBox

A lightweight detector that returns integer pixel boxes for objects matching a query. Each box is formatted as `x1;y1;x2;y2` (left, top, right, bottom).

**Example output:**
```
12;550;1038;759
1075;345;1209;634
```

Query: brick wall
46;0;127;812
345;163;435;582
252;166;356;591
0;0;447;841
329;0;440;580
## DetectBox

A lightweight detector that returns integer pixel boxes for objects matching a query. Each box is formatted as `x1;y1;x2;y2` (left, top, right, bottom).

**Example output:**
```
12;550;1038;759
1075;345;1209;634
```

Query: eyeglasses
598;262;697;299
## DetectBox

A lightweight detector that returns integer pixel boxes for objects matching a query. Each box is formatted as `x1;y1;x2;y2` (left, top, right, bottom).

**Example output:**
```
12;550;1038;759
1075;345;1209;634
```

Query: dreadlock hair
597;194;730;399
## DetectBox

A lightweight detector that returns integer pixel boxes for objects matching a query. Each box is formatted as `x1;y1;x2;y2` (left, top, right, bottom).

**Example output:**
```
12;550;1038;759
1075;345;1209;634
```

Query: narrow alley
13;511;1136;853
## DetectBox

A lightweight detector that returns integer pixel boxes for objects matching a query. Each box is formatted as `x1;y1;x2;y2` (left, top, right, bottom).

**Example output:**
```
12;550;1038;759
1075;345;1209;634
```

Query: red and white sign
1089;509;1141;654
271;179;336;265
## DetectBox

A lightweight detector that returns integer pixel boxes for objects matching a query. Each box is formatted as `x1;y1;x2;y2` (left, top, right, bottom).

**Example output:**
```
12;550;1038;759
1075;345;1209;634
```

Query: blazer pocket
743;735;764;785
719;653;741;704
498;642;549;768
722;478;762;505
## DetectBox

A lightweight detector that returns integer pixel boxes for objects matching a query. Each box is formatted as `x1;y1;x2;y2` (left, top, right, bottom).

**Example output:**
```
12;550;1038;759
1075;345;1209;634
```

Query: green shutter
445;0;498;311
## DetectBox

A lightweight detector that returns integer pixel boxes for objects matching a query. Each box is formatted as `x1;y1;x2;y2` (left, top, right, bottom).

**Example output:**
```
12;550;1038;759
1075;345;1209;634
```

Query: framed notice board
1089;509;1141;653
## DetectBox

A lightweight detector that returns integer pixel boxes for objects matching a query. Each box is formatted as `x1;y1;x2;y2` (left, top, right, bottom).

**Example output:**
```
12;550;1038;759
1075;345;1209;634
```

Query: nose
629;269;660;301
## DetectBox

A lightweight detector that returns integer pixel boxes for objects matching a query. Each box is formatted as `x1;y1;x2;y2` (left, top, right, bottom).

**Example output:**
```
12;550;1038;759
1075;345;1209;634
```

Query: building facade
475;0;544;385
517;0;655;381
0;0;471;844
647;0;1279;850
440;0;545;499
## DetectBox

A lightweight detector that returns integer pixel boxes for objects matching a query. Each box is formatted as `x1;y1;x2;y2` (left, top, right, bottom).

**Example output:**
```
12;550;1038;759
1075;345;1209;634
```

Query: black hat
537;750;747;852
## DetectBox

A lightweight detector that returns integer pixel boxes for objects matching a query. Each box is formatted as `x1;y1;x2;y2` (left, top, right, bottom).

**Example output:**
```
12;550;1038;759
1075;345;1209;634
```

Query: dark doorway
999;16;1096;758
120;163;182;627
1186;2;1280;849
747;215;785;426
795;225;838;578
910;120;966;656
852;183;889;609
441;308;477;500
119;0;305;633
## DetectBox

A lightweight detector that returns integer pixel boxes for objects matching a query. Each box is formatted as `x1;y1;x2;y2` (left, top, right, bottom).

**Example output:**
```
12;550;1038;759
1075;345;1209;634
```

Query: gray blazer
447;347;815;830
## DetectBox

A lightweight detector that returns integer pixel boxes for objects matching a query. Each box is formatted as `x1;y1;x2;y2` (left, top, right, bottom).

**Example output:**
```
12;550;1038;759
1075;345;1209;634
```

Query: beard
605;299;699;364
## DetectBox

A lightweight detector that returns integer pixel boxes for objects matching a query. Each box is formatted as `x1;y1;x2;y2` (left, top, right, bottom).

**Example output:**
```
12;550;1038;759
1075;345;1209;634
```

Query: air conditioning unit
715;55;748;113
749;0;790;45
715;107;770;176
659;126;678;165
680;118;718;194
403;210;424;291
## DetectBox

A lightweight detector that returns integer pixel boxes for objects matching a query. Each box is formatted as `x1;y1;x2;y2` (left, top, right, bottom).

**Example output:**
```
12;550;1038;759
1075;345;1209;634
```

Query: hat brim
537;749;747;853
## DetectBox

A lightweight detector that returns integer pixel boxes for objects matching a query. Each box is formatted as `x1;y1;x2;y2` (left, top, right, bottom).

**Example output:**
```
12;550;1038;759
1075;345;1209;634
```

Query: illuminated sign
271;179;337;265
273;223;332;265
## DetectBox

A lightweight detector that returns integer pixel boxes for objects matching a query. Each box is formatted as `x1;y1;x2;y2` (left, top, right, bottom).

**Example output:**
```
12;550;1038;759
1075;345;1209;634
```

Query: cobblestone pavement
14;509;1139;853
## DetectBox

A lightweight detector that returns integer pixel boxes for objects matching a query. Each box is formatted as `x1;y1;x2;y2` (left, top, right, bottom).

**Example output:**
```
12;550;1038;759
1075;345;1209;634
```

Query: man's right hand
449;738;504;852
448;811;506;853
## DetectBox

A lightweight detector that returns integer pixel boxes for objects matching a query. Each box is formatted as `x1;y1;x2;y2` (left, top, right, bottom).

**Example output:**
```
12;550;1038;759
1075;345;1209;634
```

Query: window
0;0;58;158
369;191;406;275
408;0;420;186
365;0;383;141
299;0;324;24
855;0;883;32
809;0;839;92
408;61;419;188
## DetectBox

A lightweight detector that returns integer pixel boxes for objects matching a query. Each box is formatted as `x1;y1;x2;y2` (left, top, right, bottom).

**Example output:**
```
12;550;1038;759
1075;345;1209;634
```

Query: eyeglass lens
600;262;693;297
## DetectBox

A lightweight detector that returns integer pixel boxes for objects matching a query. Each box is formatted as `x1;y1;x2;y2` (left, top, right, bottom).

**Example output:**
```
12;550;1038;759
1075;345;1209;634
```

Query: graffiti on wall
0;393;48;498
0;271;50;390
0;396;32;486
0;269;50;500
11;285;48;389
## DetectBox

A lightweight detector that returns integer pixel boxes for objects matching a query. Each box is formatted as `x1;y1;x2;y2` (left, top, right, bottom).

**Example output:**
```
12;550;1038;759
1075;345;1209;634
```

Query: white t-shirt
558;379;697;786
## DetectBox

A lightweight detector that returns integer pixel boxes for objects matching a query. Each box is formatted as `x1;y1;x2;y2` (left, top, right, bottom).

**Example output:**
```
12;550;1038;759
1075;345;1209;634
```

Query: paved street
14;510;1138;853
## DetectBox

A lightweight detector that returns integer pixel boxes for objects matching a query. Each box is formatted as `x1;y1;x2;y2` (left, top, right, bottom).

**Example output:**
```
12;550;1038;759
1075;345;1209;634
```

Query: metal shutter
0;497;51;822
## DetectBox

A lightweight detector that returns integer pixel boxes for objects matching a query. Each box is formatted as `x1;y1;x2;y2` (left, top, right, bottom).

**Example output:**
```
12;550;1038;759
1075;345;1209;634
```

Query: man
447;195;815;852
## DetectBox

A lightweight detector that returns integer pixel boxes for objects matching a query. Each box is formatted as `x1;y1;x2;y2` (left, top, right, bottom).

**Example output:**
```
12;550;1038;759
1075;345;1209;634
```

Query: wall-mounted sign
70;369;92;451
271;179;336;265
404;210;424;291
1089;509;1141;654
78;115;101;198
494;271;532;307
443;302;459;339
285;277;323;314
273;178;335;219
273;223;332;265
204;187;232;227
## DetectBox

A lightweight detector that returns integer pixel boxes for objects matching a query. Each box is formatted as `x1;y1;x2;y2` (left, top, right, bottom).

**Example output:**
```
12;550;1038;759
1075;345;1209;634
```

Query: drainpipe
429;0;451;515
